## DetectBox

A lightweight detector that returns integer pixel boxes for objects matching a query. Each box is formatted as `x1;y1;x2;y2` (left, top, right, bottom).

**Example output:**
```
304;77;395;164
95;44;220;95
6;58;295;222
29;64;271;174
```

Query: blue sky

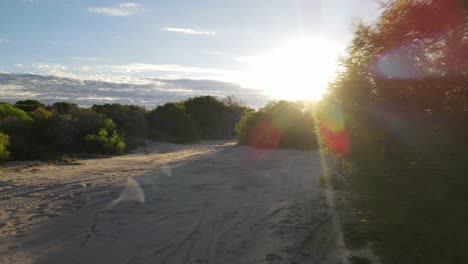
0;0;381;106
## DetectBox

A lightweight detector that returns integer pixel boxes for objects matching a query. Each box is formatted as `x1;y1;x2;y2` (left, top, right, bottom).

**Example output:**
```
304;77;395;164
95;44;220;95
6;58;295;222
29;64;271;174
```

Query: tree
326;1;468;263
52;102;79;115
14;100;45;112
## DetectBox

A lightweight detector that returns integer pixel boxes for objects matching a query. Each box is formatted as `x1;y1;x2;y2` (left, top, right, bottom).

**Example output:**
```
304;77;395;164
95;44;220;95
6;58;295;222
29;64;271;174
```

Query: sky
0;0;382;107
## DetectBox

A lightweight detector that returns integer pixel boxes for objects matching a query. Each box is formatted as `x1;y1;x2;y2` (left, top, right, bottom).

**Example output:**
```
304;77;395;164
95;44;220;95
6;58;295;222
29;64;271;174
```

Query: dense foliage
236;101;318;150
325;0;468;263
146;103;198;143
84;119;126;155
92;103;148;147
15;100;45;113
184;96;250;139
0;96;250;161
0;103;31;121
0;132;10;162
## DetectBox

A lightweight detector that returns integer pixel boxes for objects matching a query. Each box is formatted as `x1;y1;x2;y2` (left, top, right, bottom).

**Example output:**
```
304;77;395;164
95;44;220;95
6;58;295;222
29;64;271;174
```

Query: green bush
146;103;198;143
236;101;318;149
0;103;31;121
236;111;279;148
183;96;250;139
84;119;126;155
92;103;148;143
0;132;11;162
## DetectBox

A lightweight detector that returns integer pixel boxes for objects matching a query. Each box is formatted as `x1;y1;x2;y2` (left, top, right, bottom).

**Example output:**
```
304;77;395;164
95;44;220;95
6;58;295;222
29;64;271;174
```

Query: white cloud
13;64;24;68
163;27;216;36
0;84;39;98
33;63;67;71
88;2;145;16
18;61;239;85
0;73;270;108
112;63;233;75
30;63;78;78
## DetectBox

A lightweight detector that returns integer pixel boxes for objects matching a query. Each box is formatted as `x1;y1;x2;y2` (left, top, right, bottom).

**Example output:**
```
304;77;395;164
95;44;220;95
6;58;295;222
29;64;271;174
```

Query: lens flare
248;116;282;149
374;0;467;79
317;102;349;155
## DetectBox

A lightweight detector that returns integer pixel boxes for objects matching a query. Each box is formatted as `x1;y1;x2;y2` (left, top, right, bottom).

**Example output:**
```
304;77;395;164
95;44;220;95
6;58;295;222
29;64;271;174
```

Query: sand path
0;141;344;264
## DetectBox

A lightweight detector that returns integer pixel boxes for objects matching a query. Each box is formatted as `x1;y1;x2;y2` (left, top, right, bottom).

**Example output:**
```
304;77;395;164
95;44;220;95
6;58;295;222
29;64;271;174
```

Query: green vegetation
235;100;318;150
14;100;45;113
92;103;148;147
84;119;126;155
146;103;198;143
0;103;31;121
184;96;250;139
51;102;79;115
0;132;10;162
324;0;468;263
3;3;465;260
0;95;250;161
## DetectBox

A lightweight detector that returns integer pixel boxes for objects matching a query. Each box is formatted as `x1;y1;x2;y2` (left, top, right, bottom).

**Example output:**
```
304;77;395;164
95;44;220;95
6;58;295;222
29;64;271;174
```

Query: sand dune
0;141;345;264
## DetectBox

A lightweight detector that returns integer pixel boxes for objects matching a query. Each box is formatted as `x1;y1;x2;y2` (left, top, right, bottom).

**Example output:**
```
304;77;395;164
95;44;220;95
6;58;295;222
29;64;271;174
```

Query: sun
242;37;342;101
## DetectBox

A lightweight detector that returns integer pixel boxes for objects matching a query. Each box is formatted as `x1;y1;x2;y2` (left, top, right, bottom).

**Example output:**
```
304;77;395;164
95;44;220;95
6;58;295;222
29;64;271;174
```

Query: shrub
92;103;148;141
0;103;31;121
184;96;251;139
236;101;318;149
84;119;126;155
0;132;10;162
236;111;280;148
325;1;468;262
146;103;198;143
184;96;227;139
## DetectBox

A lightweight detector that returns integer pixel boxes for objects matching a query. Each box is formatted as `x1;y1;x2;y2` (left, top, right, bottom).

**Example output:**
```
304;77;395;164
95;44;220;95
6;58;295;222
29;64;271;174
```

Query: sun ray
243;37;342;101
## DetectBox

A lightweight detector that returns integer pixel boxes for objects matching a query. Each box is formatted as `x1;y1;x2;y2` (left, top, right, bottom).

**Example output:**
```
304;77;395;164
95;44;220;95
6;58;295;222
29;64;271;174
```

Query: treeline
0;96;250;161
323;0;468;263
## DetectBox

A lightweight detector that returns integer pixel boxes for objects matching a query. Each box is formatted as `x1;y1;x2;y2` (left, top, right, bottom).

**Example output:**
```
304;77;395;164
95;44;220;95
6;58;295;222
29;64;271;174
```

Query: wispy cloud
17;61;238;84
13;64;24;68
67;56;106;61
88;2;145;16
33;63;67;71
162;27;216;36
112;63;233;75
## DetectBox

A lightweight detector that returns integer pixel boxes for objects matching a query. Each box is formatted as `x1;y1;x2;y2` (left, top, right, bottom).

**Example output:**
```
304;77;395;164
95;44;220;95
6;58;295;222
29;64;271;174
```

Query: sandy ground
0;141;346;264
